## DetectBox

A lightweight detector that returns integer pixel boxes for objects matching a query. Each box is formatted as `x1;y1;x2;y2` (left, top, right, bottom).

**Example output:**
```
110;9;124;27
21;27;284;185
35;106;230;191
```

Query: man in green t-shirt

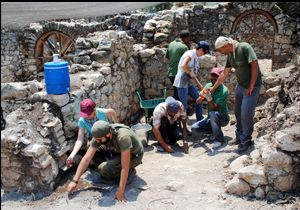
164;30;191;100
209;36;262;153
67;121;144;202
192;67;230;149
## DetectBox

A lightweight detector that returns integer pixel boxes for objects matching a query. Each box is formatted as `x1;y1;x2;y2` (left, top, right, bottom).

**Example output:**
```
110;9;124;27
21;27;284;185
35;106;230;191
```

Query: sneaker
126;168;137;185
212;141;222;149
237;141;253;153
229;138;240;145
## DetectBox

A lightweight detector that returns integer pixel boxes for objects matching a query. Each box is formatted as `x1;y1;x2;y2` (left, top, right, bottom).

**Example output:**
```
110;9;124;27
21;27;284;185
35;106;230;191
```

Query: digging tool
193;76;204;91
182;137;189;154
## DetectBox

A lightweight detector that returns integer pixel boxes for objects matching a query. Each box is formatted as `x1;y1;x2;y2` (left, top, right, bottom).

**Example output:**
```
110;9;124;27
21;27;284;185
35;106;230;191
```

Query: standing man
152;96;188;153
209;36;262;153
192;67;230;149
67;121;144;202
164;30;191;100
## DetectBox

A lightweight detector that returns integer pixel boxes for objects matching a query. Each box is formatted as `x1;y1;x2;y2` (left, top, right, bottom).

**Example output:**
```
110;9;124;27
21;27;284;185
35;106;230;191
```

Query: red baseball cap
79;99;96;118
211;67;223;76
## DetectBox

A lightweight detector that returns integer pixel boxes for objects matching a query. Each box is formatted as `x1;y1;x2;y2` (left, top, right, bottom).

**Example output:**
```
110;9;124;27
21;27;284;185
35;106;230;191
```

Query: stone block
22;144;47;157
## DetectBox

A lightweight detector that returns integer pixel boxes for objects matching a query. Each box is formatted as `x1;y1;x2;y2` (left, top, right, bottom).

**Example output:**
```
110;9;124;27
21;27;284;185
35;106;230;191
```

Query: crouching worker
152;96;188;153
192;67;230;149
67;121;144;202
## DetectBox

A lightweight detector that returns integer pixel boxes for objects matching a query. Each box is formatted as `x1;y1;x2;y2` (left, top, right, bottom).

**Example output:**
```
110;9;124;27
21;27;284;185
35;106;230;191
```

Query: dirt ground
1;110;297;210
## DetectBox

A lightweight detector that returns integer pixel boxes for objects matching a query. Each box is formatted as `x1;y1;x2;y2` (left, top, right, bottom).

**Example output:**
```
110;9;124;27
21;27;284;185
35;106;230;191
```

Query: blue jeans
177;85;203;121
191;111;229;142
235;84;261;144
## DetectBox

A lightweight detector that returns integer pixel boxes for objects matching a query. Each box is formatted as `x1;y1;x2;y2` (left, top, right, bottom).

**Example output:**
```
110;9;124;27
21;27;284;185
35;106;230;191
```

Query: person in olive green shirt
164;30;191;100
209;36;262;153
192;67;230;149
67;121;144;202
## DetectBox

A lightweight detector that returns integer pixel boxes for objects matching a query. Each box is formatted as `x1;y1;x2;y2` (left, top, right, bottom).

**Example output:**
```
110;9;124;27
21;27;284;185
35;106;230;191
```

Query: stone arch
231;9;278;66
34;30;76;74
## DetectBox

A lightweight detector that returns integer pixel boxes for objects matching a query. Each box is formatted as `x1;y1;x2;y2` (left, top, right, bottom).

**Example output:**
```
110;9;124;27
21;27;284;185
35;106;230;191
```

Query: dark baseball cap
166;96;180;113
196;40;210;54
79;99;96;118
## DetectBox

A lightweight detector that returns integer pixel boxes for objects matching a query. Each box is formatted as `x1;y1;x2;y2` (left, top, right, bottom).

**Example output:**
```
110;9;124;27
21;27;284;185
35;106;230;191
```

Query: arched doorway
231;9;278;70
35;30;75;75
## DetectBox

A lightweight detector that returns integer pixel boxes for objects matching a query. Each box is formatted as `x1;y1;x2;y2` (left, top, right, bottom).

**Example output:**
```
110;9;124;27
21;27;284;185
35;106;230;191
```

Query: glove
205;93;213;102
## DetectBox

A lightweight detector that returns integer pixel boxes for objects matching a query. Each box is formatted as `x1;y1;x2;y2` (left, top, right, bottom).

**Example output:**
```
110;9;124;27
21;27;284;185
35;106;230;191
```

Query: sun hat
79;98;96;118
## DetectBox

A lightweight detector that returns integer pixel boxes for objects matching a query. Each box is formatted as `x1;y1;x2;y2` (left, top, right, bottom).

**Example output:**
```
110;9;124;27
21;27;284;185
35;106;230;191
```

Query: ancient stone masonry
1;30;145;192
1;2;300;193
225;53;300;200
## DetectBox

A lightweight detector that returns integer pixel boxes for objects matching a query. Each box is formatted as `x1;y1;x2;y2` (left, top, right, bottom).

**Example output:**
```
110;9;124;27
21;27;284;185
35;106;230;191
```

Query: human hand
246;85;254;96
66;156;73;167
205;88;212;94
114;189;127;202
196;90;206;104
164;144;174;153
189;71;196;78
67;181;77;193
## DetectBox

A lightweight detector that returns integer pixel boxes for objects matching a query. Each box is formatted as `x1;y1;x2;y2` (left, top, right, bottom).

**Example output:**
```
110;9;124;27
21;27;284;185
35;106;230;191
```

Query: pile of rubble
225;57;300;202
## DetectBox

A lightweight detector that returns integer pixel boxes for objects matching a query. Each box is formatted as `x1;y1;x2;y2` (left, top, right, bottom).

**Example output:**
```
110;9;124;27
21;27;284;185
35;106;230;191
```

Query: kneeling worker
67;121;144;202
152;96;188;153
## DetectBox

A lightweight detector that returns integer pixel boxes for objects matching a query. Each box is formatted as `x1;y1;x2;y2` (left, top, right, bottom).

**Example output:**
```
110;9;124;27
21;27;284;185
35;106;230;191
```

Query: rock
225;176;250;196
273;174;297;192
266;85;281;98
21;144;47;157
261;148;294;172
47;94;70;107
250;149;261;164
275;130;300;152
229;155;252;173
254;187;266;199
165;181;184;192
238;164;268;187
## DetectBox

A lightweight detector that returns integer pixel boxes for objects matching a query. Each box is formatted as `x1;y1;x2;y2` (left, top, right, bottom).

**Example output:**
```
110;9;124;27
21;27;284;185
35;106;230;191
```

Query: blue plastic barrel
44;61;70;94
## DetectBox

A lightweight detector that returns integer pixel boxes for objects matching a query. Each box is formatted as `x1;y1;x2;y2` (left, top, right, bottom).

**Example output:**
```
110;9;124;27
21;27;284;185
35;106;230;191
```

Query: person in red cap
66;98;118;167
192;67;230;149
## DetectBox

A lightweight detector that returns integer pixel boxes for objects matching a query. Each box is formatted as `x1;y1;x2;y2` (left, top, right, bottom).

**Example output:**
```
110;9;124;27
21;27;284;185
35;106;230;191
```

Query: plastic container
44;60;70;94
131;123;152;146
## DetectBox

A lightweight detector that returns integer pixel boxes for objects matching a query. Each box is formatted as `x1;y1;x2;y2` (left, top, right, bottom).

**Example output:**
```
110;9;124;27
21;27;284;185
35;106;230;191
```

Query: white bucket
131;123;152;145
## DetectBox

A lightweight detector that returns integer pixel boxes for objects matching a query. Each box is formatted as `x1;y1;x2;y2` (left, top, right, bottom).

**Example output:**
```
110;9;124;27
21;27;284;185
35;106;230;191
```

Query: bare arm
182;56;203;90
153;126;174;153
67;146;97;192
210;67;231;92
114;149;131;202
66;128;85;166
246;60;259;96
181;56;193;75
207;100;218;110
105;108;118;123
164;54;170;64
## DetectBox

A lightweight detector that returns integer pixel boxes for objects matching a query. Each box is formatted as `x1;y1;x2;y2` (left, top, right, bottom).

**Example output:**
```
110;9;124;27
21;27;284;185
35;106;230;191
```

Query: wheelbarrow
136;87;167;124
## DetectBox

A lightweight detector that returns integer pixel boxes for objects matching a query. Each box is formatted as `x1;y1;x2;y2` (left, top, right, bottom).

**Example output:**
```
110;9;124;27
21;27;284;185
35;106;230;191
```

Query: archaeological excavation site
1;2;299;210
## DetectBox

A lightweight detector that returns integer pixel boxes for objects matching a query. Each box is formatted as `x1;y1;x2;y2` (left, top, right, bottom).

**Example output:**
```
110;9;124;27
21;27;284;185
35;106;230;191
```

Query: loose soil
1;112;296;210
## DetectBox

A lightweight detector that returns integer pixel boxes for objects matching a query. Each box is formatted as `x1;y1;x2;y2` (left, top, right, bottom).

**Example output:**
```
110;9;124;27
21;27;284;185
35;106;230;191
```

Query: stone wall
1;2;299;193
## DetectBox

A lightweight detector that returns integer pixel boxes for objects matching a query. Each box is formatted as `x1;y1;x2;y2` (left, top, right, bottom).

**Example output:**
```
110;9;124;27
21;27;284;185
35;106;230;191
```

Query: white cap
215;36;231;50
